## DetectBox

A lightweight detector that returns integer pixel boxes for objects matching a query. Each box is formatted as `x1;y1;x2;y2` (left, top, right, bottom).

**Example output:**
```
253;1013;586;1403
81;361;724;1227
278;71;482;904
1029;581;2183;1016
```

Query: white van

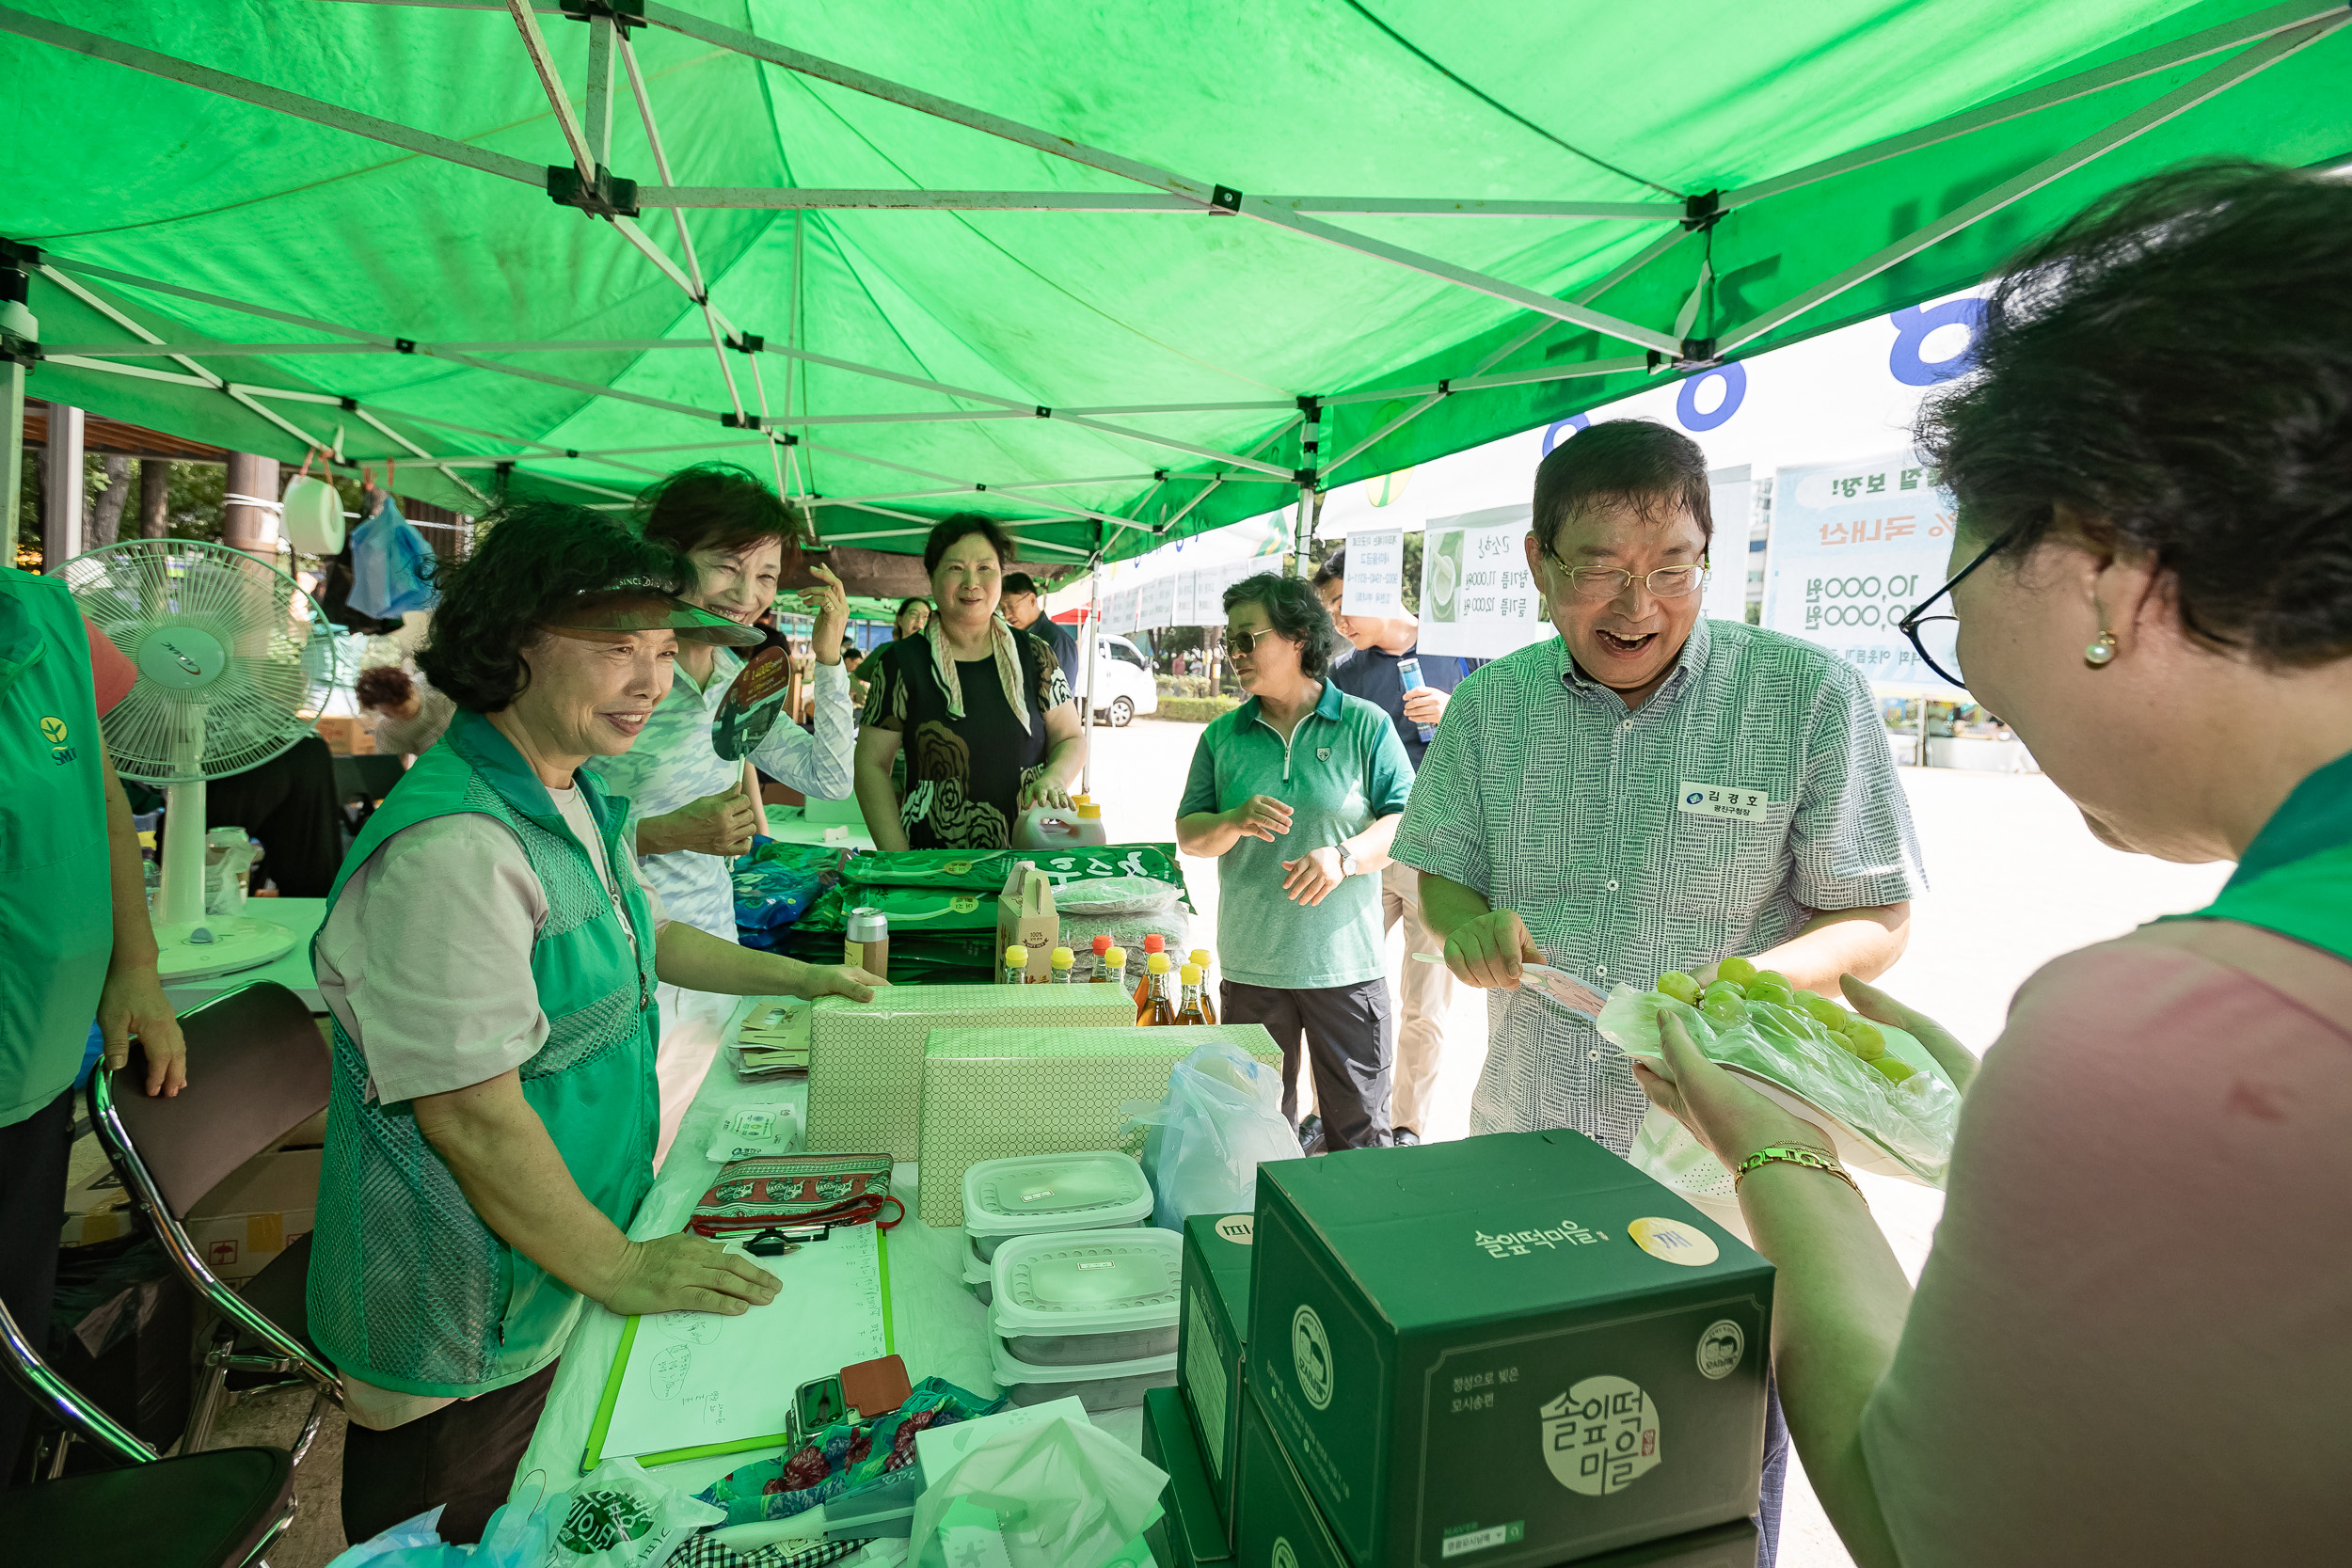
1080;634;1159;727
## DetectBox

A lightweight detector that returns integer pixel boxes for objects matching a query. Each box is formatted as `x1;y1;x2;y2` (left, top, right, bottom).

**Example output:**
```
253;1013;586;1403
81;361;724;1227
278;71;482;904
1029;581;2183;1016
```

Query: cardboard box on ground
62;1107;326;1283
1246;1132;1774;1568
314;715;375;754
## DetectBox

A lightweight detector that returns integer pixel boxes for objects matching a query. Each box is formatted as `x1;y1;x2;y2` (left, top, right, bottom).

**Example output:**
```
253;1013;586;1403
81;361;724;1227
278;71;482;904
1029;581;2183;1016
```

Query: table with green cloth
513;989;1146;1519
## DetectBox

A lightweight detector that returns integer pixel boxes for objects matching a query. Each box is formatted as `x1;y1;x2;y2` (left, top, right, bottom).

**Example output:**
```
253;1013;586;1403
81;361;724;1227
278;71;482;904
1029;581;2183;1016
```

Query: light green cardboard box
1249;1132;1772;1568
916;1024;1279;1226
1142;1384;1234;1568
1235;1386;1759;1568
1181;1211;1258;1541
806;983;1137;1161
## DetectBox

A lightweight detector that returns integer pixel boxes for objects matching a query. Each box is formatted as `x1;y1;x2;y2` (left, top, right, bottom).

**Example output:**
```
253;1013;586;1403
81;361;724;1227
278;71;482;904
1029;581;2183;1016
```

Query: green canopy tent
5;0;2349;571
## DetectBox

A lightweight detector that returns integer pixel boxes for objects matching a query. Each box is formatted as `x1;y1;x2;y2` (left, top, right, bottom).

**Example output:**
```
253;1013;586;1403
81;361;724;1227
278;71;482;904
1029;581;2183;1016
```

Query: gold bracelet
1734;1145;1865;1203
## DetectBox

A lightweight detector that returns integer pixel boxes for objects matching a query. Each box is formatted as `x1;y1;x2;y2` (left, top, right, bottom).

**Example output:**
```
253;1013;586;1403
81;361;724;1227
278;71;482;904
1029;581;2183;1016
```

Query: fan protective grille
60;539;342;784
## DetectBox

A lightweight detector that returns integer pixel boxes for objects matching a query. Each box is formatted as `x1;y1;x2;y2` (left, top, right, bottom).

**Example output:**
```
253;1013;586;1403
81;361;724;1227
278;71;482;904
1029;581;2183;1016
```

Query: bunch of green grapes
1653;958;1916;1085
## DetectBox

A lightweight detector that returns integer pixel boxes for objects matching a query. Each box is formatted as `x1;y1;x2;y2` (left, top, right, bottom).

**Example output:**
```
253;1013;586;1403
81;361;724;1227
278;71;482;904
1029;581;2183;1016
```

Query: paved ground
1100;713;2230;1568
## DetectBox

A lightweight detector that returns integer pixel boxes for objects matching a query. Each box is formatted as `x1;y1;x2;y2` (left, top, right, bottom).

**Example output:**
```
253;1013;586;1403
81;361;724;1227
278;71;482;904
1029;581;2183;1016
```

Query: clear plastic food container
988;1228;1182;1367
961;1242;993;1307
962;1152;1153;1262
988;1335;1177;1413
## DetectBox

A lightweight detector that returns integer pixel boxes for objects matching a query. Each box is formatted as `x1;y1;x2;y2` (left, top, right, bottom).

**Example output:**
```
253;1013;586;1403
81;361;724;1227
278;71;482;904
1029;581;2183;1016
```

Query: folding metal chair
88;980;341;1465
0;1290;296;1567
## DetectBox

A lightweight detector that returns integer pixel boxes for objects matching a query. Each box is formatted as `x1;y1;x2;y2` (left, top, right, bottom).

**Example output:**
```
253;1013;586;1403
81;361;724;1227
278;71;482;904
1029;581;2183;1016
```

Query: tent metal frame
6;0;2344;567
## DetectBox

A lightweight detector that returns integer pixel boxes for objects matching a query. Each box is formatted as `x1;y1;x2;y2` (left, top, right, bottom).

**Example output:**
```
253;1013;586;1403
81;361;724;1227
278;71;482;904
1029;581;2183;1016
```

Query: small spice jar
844;906;891;981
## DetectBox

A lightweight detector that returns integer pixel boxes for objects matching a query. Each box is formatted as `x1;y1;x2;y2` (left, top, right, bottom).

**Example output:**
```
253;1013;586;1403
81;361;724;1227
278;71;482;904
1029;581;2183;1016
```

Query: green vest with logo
0;567;114;1128
307;709;660;1398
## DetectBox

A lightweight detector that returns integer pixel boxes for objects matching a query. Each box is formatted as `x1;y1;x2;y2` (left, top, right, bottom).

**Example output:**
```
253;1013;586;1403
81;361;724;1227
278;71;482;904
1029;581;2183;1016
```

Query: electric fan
58;538;342;983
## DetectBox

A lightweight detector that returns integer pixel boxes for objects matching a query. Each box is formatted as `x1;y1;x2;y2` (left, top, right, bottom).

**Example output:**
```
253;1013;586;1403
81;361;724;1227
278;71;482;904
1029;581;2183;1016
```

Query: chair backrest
103;981;329;1221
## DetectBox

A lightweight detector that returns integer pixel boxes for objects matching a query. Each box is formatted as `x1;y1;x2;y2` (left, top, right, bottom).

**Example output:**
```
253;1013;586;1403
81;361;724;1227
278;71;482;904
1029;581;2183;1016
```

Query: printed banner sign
1340;528;1405;618
1416;505;1551;660
1760;452;1963;697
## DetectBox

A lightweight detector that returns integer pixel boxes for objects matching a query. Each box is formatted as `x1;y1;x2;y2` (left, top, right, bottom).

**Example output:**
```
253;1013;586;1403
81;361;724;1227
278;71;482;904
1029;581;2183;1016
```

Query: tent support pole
1719;13;2348;353
0;359;22;546
1080;560;1101;793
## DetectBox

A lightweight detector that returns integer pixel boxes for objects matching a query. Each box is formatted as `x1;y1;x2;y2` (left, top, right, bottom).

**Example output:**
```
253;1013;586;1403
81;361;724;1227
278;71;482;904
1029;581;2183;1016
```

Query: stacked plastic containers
959;1152;1180;1410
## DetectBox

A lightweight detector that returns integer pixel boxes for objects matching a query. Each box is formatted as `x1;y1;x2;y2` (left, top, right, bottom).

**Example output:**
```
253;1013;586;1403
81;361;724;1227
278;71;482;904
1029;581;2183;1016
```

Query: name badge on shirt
1676;780;1772;822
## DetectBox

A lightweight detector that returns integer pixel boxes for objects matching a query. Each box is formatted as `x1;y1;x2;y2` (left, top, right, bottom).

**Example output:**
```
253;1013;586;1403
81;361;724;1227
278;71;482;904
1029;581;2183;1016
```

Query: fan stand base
153;916;301;986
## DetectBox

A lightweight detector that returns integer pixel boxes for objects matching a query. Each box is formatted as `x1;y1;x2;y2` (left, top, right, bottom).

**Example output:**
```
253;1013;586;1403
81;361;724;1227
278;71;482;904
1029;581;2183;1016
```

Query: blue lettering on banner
1540;416;1590;454
1676;362;1746;433
1888;299;1985;387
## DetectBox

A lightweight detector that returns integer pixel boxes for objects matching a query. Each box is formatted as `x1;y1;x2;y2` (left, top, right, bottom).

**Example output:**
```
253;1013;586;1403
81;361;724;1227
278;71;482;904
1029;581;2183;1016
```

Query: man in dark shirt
1000;573;1080;679
1313;546;1481;1144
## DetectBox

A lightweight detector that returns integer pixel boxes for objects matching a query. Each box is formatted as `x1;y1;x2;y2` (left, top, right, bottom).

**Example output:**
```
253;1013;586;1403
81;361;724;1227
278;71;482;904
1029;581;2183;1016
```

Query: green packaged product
1234;1387;1759;1568
1249;1133;1772;1568
1181;1212;1257;1537
841;843;1186;893
1142;1385;1234;1568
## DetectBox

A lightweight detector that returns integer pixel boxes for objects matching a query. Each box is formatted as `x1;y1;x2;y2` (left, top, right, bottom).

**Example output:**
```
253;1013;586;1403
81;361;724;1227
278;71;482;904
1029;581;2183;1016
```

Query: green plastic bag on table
767;925;1000;985
839;844;1185;895
795;884;999;935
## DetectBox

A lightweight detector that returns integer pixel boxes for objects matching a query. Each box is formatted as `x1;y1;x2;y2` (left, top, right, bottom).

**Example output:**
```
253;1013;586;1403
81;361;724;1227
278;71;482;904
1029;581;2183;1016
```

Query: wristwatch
1337;847;1359;878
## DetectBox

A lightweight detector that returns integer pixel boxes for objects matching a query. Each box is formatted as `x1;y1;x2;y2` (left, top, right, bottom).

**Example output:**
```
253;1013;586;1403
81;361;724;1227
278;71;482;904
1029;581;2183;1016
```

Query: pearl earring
2084;629;2117;667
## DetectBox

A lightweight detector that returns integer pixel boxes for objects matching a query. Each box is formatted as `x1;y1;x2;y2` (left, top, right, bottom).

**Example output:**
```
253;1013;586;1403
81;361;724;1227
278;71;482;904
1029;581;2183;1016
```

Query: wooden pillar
138;458;171;538
222;451;279;559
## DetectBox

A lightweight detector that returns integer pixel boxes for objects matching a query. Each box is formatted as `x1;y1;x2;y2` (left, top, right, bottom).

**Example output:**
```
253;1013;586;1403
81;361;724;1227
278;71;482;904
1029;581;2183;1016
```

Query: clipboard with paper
583;1223;894;1469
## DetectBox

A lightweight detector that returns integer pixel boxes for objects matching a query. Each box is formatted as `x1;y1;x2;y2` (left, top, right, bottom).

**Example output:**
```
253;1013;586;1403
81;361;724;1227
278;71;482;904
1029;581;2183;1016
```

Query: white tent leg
1080;561;1101;794
41;403;84;566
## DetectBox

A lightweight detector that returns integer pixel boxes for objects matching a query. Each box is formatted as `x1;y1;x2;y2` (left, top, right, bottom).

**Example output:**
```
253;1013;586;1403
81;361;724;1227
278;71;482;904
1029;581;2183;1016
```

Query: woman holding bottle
1174;574;1413;1149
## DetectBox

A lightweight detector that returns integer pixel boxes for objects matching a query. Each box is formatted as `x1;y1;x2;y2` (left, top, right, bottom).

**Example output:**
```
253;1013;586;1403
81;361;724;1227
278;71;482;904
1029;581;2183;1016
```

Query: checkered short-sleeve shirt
1391;617;1925;1151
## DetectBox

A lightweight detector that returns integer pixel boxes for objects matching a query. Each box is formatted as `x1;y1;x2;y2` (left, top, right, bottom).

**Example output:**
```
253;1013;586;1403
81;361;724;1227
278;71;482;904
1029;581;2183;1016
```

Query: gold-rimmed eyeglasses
1539;544;1710;604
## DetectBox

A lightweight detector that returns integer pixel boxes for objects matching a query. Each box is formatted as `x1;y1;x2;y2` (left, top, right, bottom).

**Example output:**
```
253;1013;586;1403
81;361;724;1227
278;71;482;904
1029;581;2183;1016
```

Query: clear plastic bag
1595;985;1961;1186
1122;1040;1304;1230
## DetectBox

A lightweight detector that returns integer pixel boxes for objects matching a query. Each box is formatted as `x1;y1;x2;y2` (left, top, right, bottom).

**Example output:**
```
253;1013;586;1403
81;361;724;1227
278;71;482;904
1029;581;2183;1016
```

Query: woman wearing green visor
309;501;882;1545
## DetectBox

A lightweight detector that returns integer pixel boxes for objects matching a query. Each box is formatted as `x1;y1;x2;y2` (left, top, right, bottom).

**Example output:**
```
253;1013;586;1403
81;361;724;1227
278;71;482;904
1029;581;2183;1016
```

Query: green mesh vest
307;710;660;1399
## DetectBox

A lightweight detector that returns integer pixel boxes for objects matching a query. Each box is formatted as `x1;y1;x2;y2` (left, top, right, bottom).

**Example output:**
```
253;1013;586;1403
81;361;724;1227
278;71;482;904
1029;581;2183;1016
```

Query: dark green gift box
1180;1210;1260;1540
1235;1387;1759;1568
1247;1133;1772;1568
1143;1383;1236;1568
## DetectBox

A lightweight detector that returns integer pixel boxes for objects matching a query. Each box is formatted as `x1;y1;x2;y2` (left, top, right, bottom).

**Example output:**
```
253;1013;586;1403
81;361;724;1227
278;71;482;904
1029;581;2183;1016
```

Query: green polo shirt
1180;679;1415;990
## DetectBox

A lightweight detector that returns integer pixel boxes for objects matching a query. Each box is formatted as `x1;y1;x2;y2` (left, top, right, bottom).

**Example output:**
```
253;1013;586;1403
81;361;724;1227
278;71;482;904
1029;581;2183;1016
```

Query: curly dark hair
1532;420;1713;553
417;500;688;713
921;512;1016;576
1919;161;2352;666
1224;571;1340;679
353;664;415;712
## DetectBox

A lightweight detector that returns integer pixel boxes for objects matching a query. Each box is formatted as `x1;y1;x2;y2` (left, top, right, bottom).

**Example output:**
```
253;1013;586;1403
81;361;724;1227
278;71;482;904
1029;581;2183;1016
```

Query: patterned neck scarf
927;613;1032;735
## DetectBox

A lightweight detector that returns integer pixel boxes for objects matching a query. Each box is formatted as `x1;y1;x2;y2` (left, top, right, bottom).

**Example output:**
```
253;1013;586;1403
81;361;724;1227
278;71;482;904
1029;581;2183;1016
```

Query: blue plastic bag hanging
348;485;440;620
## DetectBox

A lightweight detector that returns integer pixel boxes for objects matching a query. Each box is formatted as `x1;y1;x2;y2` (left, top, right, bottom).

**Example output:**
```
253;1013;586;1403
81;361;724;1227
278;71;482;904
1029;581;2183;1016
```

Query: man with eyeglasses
1391;419;1924;1562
